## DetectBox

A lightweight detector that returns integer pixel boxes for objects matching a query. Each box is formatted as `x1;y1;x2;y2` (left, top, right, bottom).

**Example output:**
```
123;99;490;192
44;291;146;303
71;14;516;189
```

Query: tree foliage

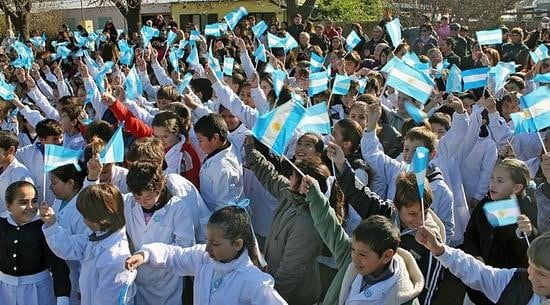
316;0;384;22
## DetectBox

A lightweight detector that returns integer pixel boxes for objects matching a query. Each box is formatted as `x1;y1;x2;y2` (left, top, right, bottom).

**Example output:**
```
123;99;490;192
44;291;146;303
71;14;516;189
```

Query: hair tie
325;176;336;198
230;198;250;210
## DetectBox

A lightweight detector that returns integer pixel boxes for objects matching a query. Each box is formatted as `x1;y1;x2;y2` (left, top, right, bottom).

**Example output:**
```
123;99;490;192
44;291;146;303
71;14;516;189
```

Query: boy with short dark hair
194;113;243;212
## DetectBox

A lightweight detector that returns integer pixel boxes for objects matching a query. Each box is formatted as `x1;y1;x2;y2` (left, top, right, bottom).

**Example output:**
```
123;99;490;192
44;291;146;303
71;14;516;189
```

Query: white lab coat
16;143;55;204
0;158;34;213
123;193;203;305
199;144;244;212
164;137;186;175
52;195;91;305
461;136;498;202
110;166;129;194
42;225;135;305
141;243;288;305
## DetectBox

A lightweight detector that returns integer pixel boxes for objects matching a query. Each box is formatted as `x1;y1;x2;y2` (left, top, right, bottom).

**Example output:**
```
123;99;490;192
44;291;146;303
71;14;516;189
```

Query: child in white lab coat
125;206;288;305
40;184;135;305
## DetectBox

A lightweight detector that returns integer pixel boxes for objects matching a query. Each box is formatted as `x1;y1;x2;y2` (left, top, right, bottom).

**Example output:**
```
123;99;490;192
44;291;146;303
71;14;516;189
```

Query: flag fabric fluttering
298;102;331;134
0;77;16;100
476;29;503;45
99;123;125;164
510;110;536;134
411;146;430;199
310;52;325;72
29;33;46;49
117;270;137;305
118;40;134;66
332;74;351;95
519;86;550;131
490;61;516;93
186;45;200;68
189;30;201;42
12;41;34;69
283;32;299;53
251;100;306;156
482;197;521;228
272;69;287;98
140;25;160;48
252;20;268;38
95;61;115;93
530;44;549;64
462;67;490;90
308;71;329;97
166;30;178;46
404;101;428;124
223;57;235;76
124;67;143;101
254;42;267;63
357;78;368;94
385;59;435;104
534;73;550;83
169;47;181;72
224;6;248;31
446;64;463;93
345;30;361;52
44;144;82;172
205;24;221;37
177;72;194;95
385;18;402;48
267;33;285;48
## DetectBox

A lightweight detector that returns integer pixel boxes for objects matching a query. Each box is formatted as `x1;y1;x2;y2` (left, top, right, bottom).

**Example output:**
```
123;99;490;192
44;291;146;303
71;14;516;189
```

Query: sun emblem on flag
271;121;283;132
497;210;507;218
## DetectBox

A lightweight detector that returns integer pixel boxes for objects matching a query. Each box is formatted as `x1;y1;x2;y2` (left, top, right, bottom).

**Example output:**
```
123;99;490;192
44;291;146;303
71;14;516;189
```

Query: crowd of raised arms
1;7;550;305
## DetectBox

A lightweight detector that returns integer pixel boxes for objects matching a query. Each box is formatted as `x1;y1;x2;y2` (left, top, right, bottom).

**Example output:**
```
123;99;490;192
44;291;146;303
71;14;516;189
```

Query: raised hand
125;253;145;271
86;153;103;181
326;142;346;173
517;214;533;237
39;202;56;226
415;226;445;256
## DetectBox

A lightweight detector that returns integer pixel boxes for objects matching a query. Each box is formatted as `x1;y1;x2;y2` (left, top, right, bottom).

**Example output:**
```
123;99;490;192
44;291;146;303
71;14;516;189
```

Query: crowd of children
1;7;550;305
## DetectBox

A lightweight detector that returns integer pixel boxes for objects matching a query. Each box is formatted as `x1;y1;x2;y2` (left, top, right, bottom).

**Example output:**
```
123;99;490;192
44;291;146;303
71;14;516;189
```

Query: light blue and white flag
332;74;351;95
118;40;134;66
205;24;221;37
510;110;536;134
124;67;143;101
490;61;516;93
44;144;82;172
345;30;361;52
357;78;368;94
267;33;285;48
530;44;549;64
169;47;180;72
405;101;428;124
462;67;490;90
272;69;286;98
95;61;115;93
520;86;550;131
284;32;299;52
411;146;430;199
141;25;159;48
252;20;268;38
254;42;267;63
30;33;46;49
166;30;178;46
224;6;248;31
223;57;235;76
446;64;462;93
402;51;421;68
117;270;137;305
99;123;125;164
476;29;502;46
310;52;325;72
435;59;450;79
0;79;16;100
12;41;34;69
386;59;435;104
385;18;402;48
534;73;550;83
189;30;201;42
381;56;400;73
251;100;306;156
186;45;200;68
177;72;194;95
308;71;329;97
483;197;521;228
298;102;331;134
208;46;223;80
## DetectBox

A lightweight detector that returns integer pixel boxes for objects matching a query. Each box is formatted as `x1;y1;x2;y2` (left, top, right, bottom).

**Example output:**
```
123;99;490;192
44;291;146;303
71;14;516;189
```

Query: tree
91;0;141;35
0;0;33;40
317;0;384;22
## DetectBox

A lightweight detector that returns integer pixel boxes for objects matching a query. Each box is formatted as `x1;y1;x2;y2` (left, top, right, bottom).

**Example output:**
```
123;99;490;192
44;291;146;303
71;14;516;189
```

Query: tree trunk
13;13;30;41
285;0;317;21
126;5;141;37
4;14;12;31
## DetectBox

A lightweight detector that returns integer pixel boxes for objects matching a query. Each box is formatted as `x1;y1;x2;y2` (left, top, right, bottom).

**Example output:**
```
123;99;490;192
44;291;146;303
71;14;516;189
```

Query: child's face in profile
205;225;241;263
528;262;550;297
6;185;38;226
350;238;392;276
489;165;523;201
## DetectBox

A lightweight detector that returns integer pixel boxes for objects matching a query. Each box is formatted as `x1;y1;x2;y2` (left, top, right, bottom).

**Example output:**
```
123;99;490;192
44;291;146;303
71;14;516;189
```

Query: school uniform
487;112;543;161
123;191;205;305
110;165;129;194
462;136;499;203
42;224;135;305
435;245;548;305
199;143;243;212
140;243;287;305
534;182;550;235
63;132;85;151
0;216;71;305
18;130;38;148
164;137;186;175
0;158;34;214
52;195;91;305
16;142;55;204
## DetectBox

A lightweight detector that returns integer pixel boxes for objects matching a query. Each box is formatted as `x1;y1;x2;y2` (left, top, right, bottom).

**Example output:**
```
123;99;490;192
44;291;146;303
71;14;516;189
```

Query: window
180;14;218;30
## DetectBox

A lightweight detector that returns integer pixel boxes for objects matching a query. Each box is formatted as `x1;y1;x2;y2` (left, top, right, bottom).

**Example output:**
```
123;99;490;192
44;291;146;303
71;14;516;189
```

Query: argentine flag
252;20;268;38
205;23;221;37
476;29;502;46
251;100;306;156
118;40;134;66
462;67;490;90
386;59;434;104
520;86;550;131
345;30;361;52
534;73;550;83
298;102;331;134
385;18;402;48
177;72;194;95
124;66;143;100
223;57;234;76
310;52;325;72
189;30;201;42
30;33;46;49
404;101;428;124
254;42;267;63
140;25;159;48
166;30;178;46
308;71;329;97
284;32;299;52
267;33;285;48
530;44;549;64
510;110;536;134
483;197;521;228
99;123;125;164
358;78;368;94
446;64;462;93
332;74;351;95
44;145;82;172
95;61;115;93
490;61;516;93
186;45;200;68
117;270;137;305
0;79;16;100
224;6;248;30
411;146;430;199
272;69;286;98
